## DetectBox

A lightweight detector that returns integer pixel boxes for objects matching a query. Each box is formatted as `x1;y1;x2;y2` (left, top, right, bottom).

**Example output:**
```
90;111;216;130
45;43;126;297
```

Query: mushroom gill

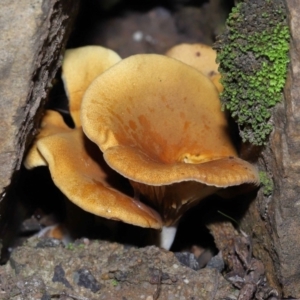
81;54;259;226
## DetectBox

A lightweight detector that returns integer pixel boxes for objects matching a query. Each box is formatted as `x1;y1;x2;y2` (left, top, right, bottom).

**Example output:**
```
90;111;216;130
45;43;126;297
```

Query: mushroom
81;54;259;228
24;46;162;230
165;43;223;92
62;45;122;126
29;126;162;229
24;111;162;229
24;110;72;169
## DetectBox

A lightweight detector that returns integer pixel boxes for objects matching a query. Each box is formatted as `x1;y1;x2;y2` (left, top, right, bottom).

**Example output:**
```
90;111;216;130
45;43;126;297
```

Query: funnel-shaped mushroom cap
62;46;122;126
24;110;72;169
34;128;162;229
81;54;259;224
166;43;223;92
81;54;259;186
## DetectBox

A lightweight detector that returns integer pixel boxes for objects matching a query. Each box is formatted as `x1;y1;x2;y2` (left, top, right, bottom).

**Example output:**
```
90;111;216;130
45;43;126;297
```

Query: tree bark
0;0;79;233
240;1;300;297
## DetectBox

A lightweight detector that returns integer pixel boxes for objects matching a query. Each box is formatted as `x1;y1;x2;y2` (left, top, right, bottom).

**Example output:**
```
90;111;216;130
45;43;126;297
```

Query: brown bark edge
0;0;79;249
241;1;300;297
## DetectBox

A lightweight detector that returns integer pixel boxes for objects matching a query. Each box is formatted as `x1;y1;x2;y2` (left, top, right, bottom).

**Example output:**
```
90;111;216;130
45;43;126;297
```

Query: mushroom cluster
24;44;259;248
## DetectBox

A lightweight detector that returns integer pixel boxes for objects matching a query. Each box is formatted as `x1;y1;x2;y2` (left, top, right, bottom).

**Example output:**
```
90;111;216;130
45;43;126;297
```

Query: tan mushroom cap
166;43;223;92
81;54;259;189
35;128;162;229
24;110;72;169
62;46;122;126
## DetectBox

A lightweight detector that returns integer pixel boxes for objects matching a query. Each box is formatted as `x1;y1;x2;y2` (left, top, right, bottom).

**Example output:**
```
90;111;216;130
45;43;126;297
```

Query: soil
0;237;235;299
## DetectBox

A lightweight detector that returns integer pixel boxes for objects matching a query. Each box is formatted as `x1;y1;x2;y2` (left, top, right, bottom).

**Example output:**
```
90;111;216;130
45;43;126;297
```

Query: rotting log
240;1;300;297
0;0;79;246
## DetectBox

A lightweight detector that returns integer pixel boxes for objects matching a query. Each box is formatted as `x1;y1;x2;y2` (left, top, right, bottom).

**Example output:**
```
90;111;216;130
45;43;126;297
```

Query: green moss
111;279;119;287
215;0;290;145
259;171;274;196
65;242;85;250
66;243;75;250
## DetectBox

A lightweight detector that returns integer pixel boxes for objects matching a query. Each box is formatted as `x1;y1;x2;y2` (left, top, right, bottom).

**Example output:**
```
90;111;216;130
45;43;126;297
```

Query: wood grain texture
0;0;79;250
240;1;300;297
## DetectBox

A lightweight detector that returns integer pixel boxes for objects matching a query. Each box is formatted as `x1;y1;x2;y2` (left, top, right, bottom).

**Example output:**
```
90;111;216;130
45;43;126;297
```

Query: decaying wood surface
0;0;79;237
240;1;300;297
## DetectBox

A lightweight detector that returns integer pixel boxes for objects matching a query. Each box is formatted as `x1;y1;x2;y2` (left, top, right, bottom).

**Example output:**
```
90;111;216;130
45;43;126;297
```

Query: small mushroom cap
166;43;223;92
24;110;72;169
81;54;259;188
35;127;162;229
62;46;122;126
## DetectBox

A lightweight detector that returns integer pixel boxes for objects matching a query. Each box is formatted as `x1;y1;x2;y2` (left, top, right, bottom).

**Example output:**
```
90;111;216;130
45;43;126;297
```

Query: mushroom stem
160;223;178;250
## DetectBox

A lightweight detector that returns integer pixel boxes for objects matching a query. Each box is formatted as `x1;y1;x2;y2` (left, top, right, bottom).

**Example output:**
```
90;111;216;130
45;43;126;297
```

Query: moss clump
111;279;119;287
66;243;75;250
215;0;290;145
259;171;274;196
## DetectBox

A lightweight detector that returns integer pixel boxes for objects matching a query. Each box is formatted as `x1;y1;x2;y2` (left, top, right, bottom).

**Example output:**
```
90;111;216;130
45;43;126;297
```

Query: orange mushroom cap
24;110;72;169
81;54;259;224
30;126;162;229
166;43;223;92
62;46;122;127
